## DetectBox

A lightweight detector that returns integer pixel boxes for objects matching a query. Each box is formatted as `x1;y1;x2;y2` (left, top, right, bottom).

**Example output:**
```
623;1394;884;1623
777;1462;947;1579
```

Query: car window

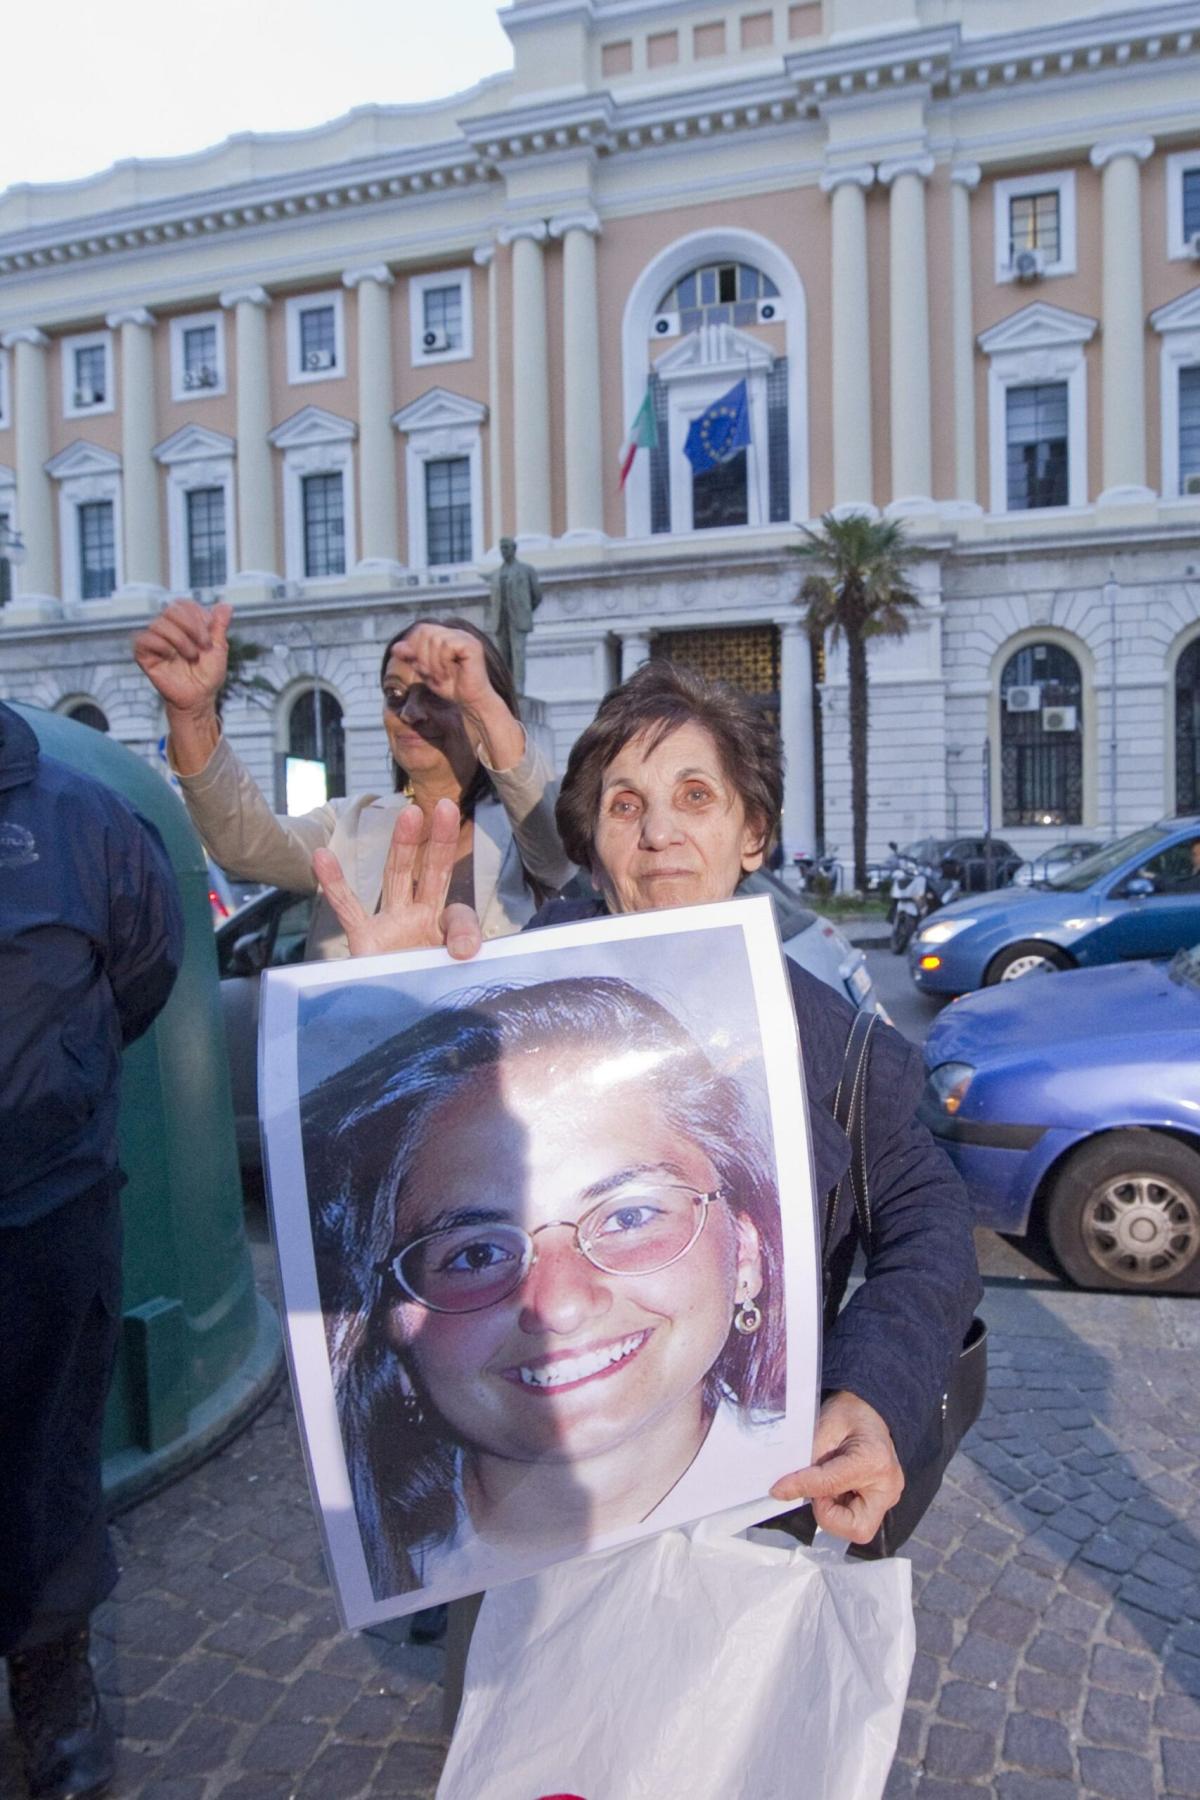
272;896;316;965
1136;837;1200;895
1047;824;1172;891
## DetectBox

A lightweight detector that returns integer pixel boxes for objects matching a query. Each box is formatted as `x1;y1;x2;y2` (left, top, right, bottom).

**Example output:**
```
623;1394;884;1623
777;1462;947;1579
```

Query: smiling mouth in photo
505;1330;651;1394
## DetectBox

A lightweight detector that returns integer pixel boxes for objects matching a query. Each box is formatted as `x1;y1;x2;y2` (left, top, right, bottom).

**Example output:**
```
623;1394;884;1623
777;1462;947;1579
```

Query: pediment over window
392;388;488;434
653;321;775;383
1151;287;1200;335
45;440;122;480
978;302;1098;356
154;423;235;465
267;406;357;450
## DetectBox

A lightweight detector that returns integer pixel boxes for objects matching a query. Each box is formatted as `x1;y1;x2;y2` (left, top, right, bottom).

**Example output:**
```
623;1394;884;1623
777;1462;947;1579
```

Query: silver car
217;877;884;1171
1010;840;1105;887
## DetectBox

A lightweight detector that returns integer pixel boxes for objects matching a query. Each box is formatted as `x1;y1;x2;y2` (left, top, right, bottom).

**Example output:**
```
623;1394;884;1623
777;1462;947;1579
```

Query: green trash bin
14;706;282;1508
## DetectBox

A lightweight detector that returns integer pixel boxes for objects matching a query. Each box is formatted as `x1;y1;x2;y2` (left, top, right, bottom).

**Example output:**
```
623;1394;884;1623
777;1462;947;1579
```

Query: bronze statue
486;537;542;696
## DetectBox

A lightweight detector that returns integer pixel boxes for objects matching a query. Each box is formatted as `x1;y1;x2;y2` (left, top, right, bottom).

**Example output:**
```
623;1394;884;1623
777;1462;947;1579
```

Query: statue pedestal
517;692;556;768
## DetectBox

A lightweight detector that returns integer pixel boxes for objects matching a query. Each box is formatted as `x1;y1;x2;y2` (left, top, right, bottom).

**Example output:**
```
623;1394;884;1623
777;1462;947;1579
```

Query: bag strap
823;1009;879;1268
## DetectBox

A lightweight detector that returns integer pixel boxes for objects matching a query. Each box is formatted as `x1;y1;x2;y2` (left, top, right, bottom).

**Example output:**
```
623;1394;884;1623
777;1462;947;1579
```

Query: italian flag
618;385;658;490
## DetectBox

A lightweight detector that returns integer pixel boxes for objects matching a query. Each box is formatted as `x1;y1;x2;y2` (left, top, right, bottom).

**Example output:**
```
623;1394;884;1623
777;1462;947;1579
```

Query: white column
950;165;981;511
1090;138;1155;505
343;265;400;575
619;630;653;677
475;243;503;547
499;221;552;545
106;306;164;601
879;155;935;511
550;210;605;543
219;284;278;585
779;619;816;856
0;327;56;610
820;167;875;510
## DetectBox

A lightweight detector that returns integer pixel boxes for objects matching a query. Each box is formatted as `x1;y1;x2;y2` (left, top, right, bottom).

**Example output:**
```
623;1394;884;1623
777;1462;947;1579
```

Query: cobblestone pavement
2;1274;1198;1798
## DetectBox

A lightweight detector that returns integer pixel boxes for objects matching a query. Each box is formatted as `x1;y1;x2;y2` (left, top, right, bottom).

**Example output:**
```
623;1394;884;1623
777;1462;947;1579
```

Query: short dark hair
555;659;783;872
378;616;519;814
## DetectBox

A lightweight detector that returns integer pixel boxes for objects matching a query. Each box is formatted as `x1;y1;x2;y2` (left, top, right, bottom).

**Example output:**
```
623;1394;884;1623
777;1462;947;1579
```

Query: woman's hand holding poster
259;896;821;1628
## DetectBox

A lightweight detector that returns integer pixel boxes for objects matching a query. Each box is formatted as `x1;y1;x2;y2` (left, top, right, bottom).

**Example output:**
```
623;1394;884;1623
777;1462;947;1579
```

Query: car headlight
927;1061;976;1116
916;917;977;945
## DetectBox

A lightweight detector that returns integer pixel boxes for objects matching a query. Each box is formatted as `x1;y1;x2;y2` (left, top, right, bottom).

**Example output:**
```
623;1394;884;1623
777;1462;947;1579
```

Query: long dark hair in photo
301;975;786;1598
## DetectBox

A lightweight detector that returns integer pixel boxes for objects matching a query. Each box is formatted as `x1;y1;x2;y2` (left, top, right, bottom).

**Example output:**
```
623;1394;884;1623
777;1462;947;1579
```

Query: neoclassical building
1;0;1199;864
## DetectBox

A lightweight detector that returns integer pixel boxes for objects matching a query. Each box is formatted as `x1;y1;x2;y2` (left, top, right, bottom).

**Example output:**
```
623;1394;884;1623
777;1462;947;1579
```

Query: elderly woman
305;974;787;1596
317;658;981;1545
132;601;572;957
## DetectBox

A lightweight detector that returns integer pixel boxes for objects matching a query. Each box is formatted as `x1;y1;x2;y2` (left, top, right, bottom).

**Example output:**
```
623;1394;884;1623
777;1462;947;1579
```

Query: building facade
0;0;1198;864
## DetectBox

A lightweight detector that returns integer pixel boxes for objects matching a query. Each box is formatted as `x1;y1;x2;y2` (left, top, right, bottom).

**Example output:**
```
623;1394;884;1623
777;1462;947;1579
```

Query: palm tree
217;634;274;720
793;512;921;894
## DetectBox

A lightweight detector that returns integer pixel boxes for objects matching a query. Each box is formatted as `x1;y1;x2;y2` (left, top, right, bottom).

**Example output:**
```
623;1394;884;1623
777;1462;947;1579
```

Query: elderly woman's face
386;1050;763;1470
591;721;765;914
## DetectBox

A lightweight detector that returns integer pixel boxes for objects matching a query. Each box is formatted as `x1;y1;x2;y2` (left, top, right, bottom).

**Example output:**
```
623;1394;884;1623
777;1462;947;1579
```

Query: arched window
1000;643;1083;826
1177;637;1200;816
288;687;345;800
654;261;780;335
65;701;109;733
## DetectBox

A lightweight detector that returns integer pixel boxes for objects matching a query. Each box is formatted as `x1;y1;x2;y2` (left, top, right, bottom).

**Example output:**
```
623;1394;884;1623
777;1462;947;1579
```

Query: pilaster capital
218;284;271;310
548;209;601;239
342;264;393;290
950;162;981;190
877;153;936;186
0;326;49;350
497;219;549;247
819;163;875;196
473;242;496;267
1089;137;1154;171
105;306;155;329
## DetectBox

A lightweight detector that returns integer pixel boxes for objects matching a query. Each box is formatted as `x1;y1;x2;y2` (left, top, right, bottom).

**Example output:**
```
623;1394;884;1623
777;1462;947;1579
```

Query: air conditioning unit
1011;247;1046;282
304;349;335;371
184;366;217;390
74;386;101;407
651;312;680;338
1005;684;1042;713
1184;471;1200;496
756;298;783;324
1187;231;1200;261
1042;705;1077;733
422;328;451;353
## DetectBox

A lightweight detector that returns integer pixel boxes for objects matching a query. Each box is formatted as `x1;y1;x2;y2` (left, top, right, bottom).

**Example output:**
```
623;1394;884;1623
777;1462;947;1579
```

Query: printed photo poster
259;896;823;1629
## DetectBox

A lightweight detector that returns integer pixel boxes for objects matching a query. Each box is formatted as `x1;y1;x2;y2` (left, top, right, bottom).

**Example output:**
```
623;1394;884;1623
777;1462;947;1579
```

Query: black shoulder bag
802;1010;988;1559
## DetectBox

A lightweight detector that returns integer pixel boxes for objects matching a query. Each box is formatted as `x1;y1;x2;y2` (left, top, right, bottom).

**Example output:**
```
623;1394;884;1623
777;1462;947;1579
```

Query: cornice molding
153;423;236;465
219;284;271;310
1089;137;1155;169
45;439;122;480
105;305;155;328
267;404;357;449
341;264;393;289
978;300;1099;356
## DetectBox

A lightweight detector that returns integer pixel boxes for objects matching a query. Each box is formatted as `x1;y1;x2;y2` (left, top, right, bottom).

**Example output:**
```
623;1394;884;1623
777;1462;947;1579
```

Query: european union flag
684;380;751;473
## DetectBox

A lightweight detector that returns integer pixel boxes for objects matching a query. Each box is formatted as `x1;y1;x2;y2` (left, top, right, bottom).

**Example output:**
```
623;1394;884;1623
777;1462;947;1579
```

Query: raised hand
769;1390;904;1544
133;599;231;718
389;624;496;714
312;797;483;962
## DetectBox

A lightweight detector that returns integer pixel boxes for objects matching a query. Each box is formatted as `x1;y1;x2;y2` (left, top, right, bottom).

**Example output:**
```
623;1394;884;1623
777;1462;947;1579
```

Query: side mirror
227;932;270;977
1122;876;1155;900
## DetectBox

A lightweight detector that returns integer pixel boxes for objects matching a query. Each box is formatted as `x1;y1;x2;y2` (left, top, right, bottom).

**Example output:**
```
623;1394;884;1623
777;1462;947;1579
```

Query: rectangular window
1006;383;1069;510
692;449;749;530
1009;192;1061;263
78;501;116;599
182;325;219;391
186;487;227;588
300;306;337;374
1184;169;1200;243
74;345;107;407
1181;367;1200;491
424;458;472;565
422;285;463;351
302;473;345;578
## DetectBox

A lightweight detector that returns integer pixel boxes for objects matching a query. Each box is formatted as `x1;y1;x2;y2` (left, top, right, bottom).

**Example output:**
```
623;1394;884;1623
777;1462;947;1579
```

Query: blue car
908;816;1200;993
920;945;1200;1293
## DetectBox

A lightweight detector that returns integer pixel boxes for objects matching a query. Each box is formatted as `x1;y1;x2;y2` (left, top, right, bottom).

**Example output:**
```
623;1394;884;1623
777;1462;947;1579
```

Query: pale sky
2;0;512;193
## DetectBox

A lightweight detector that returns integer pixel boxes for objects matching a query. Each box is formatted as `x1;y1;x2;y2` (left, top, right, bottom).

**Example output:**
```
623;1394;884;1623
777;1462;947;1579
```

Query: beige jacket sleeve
482;731;574;894
172;732;343;893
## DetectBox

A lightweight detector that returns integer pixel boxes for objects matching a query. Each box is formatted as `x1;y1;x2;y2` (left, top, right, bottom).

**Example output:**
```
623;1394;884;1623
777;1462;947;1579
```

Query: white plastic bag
437;1515;914;1800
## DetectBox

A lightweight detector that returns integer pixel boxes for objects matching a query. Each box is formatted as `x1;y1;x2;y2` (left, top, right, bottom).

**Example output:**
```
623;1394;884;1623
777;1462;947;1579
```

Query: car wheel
985;940;1072;984
1045;1132;1200;1293
891;912;916;954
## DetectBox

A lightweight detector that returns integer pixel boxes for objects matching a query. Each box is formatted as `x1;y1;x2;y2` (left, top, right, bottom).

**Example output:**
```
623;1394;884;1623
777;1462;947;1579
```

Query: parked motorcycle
888;843;961;954
792;846;841;897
